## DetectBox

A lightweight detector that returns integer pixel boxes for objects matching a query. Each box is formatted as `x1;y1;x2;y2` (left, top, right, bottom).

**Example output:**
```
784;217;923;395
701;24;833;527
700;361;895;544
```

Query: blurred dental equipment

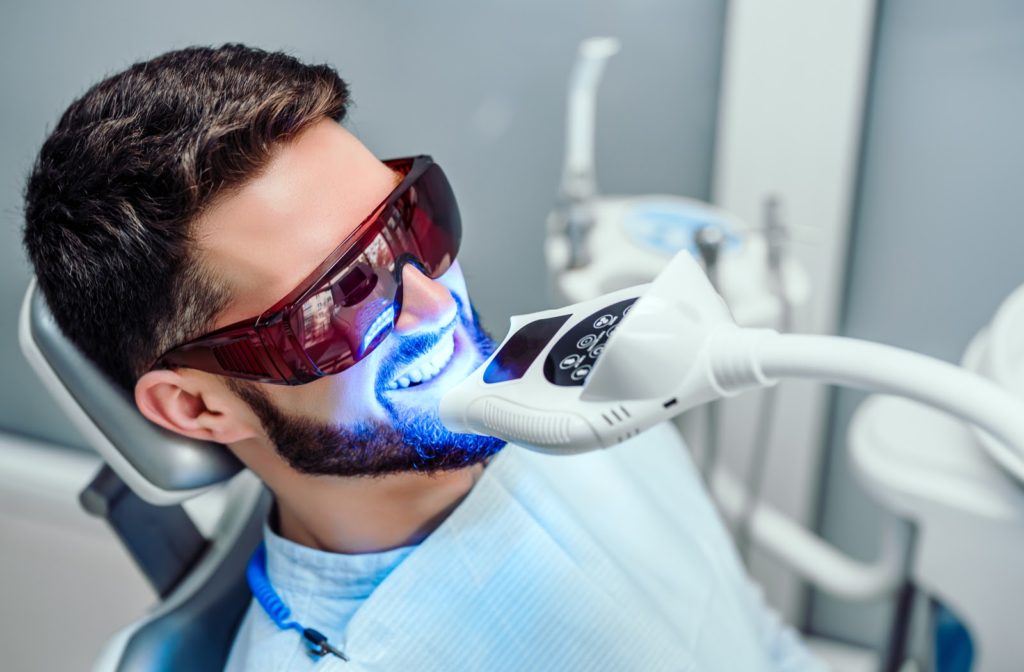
440;248;1024;672
545;38;810;325
479;37;1024;654
532;49;1024;671
544;38;812;560
845;282;1024;672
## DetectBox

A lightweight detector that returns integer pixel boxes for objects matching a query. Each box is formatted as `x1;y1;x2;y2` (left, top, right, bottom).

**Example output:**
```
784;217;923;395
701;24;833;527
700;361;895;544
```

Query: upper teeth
387;335;456;390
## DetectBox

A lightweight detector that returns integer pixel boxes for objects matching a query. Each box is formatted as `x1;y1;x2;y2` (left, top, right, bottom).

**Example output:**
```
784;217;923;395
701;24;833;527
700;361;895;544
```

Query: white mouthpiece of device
440;251;1024;484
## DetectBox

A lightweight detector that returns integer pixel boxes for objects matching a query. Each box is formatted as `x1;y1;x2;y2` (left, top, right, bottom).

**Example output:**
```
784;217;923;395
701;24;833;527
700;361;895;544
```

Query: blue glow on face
360;303;396;356
375;323;452;393
370;294;506;470
232;293;505;477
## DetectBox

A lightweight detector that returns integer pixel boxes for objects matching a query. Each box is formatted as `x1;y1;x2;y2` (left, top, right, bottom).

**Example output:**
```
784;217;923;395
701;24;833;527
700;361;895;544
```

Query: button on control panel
543;298;637;387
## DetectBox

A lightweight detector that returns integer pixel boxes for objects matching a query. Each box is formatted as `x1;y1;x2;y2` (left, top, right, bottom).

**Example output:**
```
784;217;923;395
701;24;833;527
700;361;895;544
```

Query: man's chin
385;395;506;470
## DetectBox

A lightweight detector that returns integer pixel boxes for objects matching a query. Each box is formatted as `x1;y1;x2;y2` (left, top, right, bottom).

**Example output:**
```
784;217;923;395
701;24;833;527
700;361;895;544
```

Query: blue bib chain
246;542;349;661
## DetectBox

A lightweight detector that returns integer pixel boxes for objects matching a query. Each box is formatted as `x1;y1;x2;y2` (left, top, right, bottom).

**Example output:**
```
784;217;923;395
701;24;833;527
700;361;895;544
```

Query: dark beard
227;300;506;477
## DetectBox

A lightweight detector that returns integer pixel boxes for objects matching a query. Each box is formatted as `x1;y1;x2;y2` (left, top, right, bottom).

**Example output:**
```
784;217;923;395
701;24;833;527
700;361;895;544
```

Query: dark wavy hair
23;44;350;393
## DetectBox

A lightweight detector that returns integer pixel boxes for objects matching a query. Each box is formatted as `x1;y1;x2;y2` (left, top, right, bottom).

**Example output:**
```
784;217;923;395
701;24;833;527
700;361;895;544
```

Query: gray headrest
19;279;243;505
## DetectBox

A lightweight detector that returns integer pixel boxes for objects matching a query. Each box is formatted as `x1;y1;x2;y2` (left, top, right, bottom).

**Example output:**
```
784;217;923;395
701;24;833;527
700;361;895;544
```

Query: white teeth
387;334;456;390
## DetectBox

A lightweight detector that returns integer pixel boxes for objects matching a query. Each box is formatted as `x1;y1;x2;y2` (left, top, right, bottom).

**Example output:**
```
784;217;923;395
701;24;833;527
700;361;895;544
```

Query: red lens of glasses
274;159;461;383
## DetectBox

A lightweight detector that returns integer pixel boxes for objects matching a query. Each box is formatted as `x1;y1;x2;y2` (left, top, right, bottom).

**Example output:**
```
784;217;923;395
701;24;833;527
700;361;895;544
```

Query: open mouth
384;330;457;391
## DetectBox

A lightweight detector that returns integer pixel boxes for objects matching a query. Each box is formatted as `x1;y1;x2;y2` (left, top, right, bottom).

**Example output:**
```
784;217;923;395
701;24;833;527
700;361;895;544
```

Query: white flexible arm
697;327;1024;599
728;332;1024;481
583;250;1024;477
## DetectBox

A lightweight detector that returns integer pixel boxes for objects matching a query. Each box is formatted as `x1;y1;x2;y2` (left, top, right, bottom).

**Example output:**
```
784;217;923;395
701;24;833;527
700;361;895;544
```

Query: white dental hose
561;37;620;203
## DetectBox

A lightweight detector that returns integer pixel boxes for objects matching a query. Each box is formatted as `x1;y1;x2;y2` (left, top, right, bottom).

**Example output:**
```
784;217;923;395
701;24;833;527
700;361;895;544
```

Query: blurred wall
810;0;1024;647
0;0;726;449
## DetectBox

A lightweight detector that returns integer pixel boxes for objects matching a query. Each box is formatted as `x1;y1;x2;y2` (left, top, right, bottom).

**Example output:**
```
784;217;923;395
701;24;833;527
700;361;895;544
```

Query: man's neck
272;463;485;554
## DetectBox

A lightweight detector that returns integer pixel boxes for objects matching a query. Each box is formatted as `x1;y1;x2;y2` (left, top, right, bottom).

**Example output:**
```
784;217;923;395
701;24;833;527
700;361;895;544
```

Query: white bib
302;423;810;671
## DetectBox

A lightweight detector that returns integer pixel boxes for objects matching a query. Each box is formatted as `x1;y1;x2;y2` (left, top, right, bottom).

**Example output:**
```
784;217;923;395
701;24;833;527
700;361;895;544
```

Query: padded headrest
18;279;243;505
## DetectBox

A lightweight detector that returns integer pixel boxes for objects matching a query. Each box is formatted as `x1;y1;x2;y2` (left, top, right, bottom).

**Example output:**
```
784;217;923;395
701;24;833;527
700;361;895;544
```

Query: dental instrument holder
693;226;725;486
441;248;1024;485
735;196;790;565
555;201;594;271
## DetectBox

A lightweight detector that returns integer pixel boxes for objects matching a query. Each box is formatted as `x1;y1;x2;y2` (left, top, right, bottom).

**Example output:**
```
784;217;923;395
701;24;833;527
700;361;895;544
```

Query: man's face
196;119;504;476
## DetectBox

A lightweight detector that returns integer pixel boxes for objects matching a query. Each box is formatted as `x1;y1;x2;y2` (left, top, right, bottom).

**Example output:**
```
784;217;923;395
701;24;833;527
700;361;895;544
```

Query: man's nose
393;262;457;335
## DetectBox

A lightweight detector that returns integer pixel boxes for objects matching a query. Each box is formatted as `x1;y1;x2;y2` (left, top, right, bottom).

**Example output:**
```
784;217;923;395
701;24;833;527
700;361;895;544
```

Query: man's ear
134;369;260;444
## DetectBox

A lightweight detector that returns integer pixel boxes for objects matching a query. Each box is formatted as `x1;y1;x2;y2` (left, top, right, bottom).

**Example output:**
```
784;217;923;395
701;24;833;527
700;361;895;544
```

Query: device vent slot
603;406;631;426
213;340;269;376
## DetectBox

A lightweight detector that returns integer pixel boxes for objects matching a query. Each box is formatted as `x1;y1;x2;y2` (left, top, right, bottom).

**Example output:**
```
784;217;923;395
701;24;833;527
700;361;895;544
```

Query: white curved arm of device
712;330;1024;483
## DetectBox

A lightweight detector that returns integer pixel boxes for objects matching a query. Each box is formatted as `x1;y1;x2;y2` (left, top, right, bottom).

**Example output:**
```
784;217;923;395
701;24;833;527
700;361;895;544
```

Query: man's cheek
312;370;375;422
437;262;470;300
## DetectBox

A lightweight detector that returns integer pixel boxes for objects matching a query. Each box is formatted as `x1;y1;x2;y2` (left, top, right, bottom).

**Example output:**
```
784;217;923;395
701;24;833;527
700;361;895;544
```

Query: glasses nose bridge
393;257;457;334
383;254;421;325
392;252;425;280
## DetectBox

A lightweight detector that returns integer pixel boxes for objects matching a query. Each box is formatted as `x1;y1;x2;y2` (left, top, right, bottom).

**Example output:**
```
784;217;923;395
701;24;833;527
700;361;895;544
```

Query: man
23;45;824;670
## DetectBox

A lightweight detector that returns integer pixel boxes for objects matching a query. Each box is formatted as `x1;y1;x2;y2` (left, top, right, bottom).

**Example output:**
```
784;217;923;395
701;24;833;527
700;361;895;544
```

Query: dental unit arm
555;37;620;270
440;250;1024;485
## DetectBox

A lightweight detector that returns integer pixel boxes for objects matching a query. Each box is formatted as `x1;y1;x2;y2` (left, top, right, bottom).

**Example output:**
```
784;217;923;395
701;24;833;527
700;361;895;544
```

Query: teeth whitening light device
440;251;1024;484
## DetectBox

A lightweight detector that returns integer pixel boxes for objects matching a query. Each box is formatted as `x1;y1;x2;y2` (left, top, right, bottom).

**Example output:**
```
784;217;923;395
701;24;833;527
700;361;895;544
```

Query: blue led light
361;304;396;356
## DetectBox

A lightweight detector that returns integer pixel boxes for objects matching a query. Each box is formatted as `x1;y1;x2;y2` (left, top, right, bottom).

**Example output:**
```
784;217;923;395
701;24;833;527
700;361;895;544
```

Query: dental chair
18;279;270;671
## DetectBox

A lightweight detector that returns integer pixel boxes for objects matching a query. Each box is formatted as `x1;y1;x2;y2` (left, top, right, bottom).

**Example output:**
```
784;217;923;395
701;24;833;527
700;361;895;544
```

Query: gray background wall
0;0;726;450
809;0;1024;648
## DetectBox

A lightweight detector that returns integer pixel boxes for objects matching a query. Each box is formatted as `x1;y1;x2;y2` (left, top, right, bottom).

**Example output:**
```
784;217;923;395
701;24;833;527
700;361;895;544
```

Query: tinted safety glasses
153;156;461;385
